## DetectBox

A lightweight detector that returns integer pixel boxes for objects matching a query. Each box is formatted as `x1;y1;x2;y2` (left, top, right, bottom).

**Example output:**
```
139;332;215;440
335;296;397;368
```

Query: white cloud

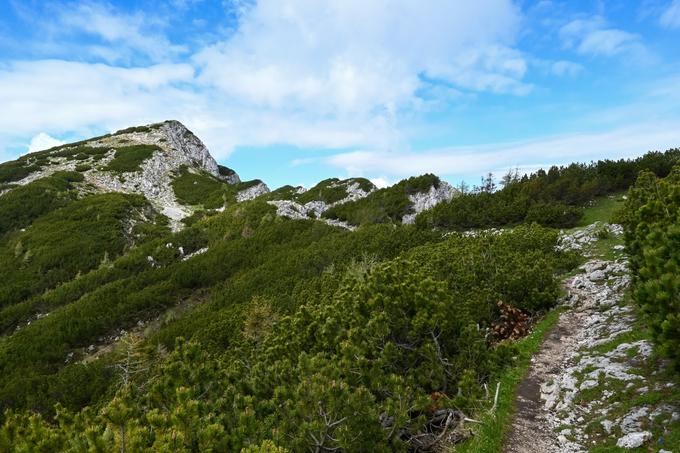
194;0;528;117
369;177;391;189
660;0;680;28
27;132;63;153
0;1;534;164
550;60;584;77
0;60;195;133
559;17;643;57
578;29;641;56
53;2;186;63
323;121;680;179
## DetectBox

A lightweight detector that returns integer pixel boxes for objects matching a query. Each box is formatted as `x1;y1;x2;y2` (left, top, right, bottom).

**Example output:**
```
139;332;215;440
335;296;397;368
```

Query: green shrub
0;171;83;235
113;125;152;135
0;161;40;184
172;166;263;209
623;167;680;368
524;202;583;228
418;149;680;231
104;145;159;173
51;145;108;159
296;178;374;205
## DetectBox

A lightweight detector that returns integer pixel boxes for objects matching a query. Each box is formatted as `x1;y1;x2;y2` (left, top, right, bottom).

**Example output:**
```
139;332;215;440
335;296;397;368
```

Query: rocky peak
156;121;227;181
3;120;246;231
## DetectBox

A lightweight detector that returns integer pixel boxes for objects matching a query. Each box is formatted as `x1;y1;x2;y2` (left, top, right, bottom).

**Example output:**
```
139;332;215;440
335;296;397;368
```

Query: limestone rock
402;181;457;224
236;182;270;202
615;431;651;449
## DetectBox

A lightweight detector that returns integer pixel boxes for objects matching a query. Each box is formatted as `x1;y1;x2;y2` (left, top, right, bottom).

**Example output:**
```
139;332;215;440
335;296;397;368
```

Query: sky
1;0;680;189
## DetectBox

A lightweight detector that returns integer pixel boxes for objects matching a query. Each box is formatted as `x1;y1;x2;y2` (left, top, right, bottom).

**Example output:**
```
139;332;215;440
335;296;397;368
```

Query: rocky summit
3;120;250;230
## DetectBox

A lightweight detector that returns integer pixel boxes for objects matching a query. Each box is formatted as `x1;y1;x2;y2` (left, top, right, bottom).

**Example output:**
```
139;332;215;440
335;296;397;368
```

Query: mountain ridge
1;120;459;231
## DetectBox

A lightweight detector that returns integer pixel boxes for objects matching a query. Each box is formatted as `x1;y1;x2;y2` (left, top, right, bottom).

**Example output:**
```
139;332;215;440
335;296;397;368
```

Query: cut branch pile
492;300;531;341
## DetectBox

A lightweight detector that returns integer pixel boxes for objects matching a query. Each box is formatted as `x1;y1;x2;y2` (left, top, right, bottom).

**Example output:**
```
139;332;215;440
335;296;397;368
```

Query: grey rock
615;431;651;448
236;182;270;202
402;182;457;224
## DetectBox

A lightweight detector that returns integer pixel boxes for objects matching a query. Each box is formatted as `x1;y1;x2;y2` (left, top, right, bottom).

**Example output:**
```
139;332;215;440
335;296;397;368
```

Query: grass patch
577;192;627;226
104;145;159;173
453;308;562;452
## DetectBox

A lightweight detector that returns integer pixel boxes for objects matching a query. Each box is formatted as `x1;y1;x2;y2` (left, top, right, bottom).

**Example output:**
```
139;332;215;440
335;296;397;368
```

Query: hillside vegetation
0;131;679;451
417;150;680;230
323;174;441;225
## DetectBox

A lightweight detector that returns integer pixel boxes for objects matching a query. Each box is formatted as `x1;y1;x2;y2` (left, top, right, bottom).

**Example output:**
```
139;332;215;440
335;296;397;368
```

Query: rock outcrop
267;180;373;229
402;181;457;224
236;182;270;202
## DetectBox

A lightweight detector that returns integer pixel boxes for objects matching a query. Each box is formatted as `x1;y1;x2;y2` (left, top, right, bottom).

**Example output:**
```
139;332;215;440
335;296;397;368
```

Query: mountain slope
1;125;679;451
0;120;264;230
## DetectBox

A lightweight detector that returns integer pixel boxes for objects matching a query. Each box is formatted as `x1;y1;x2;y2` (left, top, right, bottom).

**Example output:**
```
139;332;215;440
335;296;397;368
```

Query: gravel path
504;226;678;452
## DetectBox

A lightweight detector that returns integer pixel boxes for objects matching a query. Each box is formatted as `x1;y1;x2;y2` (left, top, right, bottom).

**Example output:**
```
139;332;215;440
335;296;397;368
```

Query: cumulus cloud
27;132;63;153
1;0;534;162
194;0;529;117
660;0;680;28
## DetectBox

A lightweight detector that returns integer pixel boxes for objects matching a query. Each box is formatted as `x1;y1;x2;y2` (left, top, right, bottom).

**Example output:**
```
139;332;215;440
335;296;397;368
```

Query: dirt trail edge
503;224;678;453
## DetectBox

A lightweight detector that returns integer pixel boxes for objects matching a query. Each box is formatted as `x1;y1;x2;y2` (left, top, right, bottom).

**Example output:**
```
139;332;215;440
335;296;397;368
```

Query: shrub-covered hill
321;174;457;226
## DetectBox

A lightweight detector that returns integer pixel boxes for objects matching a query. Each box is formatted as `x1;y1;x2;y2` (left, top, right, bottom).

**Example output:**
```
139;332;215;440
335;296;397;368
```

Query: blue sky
1;0;680;189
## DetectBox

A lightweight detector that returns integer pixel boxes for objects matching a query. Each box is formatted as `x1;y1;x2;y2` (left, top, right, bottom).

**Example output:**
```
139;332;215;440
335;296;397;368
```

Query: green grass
104;145;159;173
577;193;627;226
453;308;562;452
